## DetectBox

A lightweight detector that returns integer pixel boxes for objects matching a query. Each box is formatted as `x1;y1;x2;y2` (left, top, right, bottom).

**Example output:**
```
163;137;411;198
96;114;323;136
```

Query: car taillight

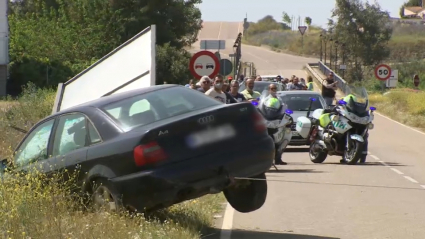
133;141;167;167
252;112;267;132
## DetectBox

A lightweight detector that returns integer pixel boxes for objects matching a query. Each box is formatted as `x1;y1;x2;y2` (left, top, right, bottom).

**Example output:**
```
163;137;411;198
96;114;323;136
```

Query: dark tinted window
101;86;221;132
278;94;325;111
239;82;282;93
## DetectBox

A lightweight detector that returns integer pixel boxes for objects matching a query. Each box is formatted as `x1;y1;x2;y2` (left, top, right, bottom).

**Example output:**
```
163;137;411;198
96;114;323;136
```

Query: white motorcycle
295;86;375;165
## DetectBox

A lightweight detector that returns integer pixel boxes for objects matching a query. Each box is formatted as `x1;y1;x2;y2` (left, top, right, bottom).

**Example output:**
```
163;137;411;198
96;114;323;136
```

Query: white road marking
220;203;234;239
404;176;418;183
218;22;223;39
390;168;404;175
378;160;389;167
370;155;380;160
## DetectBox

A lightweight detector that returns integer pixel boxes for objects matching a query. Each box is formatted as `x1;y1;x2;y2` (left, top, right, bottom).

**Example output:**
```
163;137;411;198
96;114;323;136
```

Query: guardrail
318;61;348;94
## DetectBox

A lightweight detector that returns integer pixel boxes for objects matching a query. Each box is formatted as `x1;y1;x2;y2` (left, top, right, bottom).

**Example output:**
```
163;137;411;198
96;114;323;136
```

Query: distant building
403;2;425;19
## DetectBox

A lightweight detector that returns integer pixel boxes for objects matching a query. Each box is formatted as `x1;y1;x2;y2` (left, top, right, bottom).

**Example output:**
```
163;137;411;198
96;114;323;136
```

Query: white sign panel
386;69;398;88
200;40;226;50
339;64;346;70
0;0;8;65
52;25;156;114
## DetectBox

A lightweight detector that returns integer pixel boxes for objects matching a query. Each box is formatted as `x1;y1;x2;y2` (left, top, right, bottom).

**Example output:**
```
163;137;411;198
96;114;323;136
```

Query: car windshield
101;86;221;132
278;94;324;111
239;82;280;94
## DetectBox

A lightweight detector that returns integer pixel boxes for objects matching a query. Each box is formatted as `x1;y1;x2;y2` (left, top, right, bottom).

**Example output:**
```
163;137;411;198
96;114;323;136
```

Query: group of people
185;74;263;104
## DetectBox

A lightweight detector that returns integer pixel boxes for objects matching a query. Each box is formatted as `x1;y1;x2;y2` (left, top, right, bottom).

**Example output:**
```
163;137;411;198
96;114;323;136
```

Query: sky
198;0;408;28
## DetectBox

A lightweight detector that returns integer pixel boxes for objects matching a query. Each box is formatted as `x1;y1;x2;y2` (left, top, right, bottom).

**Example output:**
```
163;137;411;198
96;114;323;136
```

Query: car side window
52;114;87;156
14;119;55;167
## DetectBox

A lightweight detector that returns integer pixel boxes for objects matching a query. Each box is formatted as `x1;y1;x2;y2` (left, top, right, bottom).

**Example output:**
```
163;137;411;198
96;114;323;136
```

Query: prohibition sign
189;51;220;79
374;64;391;81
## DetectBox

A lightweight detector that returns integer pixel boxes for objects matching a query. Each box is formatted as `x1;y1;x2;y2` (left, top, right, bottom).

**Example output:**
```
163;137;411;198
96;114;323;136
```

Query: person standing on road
241;77;261;102
288;77;304;90
265;83;288;165
306;76;314;91
322;72;338;106
229;80;247;102
197;76;211;93
205;75;227;103
222;79;237;104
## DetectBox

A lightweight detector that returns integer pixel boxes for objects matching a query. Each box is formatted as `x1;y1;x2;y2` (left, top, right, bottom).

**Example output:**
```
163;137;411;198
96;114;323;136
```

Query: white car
276;91;327;146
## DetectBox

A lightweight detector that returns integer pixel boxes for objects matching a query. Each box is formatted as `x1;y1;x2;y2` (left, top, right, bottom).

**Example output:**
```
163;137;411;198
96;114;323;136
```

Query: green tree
305;17;312;26
329;0;392;82
8;0;202;94
282;11;292;26
399;0;422;18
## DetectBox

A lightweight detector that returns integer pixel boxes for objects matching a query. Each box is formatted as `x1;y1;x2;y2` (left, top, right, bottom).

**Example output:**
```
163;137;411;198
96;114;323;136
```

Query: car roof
277;91;321;95
52;84;178;117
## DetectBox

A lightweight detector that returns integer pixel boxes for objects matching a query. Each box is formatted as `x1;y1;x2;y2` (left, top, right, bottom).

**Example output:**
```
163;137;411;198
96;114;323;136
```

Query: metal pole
329;41;333;69
320;37;323;61
324;41;327;65
335;45;338;72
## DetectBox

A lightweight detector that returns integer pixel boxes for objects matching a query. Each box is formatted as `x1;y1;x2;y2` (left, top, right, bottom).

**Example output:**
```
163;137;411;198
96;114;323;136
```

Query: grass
0;83;226;238
243;22;425;62
369;89;425;130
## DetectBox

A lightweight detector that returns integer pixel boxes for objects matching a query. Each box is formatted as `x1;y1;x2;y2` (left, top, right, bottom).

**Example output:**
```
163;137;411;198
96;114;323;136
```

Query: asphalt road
199;22;425;239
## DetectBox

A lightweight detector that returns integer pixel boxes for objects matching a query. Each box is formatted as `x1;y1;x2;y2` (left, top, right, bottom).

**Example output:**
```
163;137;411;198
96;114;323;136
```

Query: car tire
223;173;267;213
90;178;124;212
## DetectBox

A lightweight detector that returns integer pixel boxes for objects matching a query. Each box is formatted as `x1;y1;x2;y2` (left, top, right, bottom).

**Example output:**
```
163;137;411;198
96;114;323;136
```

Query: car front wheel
223;173;267;213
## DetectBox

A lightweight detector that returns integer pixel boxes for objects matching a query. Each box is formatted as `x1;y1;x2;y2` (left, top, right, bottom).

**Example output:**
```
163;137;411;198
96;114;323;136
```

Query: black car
239;81;285;94
1;85;274;213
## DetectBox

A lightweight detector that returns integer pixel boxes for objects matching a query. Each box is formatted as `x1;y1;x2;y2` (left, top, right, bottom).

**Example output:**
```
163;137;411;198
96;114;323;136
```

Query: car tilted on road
276;91;326;146
1;85;275;213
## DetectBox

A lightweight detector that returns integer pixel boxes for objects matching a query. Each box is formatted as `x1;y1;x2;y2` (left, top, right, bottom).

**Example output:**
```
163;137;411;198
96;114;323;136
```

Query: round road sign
219;59;233;76
189;51;220;79
374;64;391;81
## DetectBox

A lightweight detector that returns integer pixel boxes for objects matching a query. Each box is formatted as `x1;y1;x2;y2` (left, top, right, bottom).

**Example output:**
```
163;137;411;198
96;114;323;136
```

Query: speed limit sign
374;64;391;81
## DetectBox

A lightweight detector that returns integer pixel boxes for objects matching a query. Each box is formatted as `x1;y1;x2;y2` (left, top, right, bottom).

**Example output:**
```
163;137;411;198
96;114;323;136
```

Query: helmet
343;94;357;103
264;97;281;109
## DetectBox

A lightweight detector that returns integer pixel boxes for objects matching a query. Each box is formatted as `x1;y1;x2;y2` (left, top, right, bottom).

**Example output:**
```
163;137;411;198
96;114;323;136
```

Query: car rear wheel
91;179;124;212
223;173;267;213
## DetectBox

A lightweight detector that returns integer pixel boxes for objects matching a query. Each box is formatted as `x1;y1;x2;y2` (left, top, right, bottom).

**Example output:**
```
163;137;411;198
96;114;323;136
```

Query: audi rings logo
198;115;215;124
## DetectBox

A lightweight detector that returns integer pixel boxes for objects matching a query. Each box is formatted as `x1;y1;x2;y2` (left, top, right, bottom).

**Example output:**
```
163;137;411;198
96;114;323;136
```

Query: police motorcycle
252;91;294;164
295;85;375;165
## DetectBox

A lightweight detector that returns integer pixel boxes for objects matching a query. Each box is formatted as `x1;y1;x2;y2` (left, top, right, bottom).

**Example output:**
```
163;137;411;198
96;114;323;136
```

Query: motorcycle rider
263;84;288;165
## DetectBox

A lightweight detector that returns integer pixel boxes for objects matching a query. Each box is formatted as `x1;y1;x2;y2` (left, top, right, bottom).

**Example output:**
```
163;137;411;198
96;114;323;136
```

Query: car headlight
368;123;374;129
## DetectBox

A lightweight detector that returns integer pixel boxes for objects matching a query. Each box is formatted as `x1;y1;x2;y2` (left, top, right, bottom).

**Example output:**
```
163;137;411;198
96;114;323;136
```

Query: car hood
290;111;311;122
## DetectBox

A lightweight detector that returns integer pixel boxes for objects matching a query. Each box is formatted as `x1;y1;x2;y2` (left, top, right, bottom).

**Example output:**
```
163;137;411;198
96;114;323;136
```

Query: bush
0;84;225;238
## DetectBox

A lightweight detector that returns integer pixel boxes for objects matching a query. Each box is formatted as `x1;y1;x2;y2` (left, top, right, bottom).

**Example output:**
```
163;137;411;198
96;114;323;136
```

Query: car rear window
278;94;324;111
101;86;221;132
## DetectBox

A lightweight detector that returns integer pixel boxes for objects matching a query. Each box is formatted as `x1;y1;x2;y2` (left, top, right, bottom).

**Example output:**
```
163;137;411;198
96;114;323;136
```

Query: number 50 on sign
374;64;391;81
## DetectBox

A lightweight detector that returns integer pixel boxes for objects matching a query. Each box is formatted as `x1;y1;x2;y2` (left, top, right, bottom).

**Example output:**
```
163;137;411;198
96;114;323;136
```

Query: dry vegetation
369;90;425;130
243;21;425;63
0;83;225;238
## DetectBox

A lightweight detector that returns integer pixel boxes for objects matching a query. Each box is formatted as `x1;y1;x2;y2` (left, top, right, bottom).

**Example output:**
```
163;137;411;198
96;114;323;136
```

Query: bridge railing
318;61;348;95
